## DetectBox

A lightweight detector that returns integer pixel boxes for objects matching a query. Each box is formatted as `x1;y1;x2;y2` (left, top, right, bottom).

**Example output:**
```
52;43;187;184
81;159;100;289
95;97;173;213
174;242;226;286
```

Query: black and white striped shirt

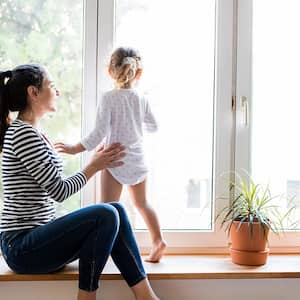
0;119;87;232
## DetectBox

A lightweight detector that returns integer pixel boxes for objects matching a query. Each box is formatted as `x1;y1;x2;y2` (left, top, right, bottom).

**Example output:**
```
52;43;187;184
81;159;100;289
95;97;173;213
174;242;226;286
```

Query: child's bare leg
128;180;166;263
100;169;123;203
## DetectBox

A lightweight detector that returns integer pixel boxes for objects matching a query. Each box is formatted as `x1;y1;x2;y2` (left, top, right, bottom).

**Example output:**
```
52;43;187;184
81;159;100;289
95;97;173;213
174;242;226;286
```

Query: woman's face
36;72;60;114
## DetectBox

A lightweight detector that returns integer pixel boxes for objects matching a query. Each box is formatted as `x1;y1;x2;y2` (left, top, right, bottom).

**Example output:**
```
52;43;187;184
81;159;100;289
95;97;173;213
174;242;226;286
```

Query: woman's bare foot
77;289;96;300
145;240;167;263
132;278;160;300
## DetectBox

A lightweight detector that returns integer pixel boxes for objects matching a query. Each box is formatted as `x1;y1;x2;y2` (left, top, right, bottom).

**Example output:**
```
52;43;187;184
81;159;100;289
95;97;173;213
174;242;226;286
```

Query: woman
0;64;160;300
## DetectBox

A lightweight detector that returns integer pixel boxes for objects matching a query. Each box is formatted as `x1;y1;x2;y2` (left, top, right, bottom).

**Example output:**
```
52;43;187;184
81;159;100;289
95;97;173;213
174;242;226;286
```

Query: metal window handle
241;96;249;126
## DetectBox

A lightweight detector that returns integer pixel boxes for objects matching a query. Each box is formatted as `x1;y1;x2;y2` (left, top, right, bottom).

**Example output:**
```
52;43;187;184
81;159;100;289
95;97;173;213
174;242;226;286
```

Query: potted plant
217;173;293;266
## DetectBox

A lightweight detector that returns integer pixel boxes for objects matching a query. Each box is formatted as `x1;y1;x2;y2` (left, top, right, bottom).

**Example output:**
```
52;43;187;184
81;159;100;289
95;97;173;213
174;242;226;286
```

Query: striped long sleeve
12;125;86;202
0;120;87;232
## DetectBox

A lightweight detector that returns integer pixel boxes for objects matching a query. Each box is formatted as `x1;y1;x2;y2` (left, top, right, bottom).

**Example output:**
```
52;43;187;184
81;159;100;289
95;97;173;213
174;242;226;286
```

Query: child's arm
56;95;111;154
54;142;86;154
143;97;158;132
81;94;111;151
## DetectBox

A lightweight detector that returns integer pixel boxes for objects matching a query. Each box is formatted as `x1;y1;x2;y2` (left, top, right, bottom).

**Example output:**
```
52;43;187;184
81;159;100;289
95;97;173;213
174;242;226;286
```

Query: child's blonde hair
109;47;142;89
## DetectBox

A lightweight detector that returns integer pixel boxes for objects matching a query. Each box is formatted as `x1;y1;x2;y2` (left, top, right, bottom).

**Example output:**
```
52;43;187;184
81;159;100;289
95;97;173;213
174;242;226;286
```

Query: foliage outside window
0;0;84;215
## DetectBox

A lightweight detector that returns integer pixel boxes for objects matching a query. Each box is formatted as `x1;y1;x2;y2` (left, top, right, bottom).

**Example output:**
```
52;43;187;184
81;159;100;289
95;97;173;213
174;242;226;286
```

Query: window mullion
81;0;99;207
235;0;252;175
94;0;116;201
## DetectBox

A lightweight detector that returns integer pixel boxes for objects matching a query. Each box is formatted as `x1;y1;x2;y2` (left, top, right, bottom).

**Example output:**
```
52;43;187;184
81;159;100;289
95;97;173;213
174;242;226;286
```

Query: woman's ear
135;69;143;80
27;85;38;99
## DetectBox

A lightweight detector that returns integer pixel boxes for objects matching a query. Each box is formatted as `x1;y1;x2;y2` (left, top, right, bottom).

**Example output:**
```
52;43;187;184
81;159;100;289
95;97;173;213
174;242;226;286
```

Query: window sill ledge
1;254;300;281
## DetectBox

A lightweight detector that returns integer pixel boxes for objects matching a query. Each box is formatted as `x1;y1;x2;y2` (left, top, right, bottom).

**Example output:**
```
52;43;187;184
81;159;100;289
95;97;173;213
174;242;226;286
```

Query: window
236;0;300;248
0;0;234;251
96;0;233;250
3;0;297;253
113;0;216;230
0;0;84;215
252;0;300;229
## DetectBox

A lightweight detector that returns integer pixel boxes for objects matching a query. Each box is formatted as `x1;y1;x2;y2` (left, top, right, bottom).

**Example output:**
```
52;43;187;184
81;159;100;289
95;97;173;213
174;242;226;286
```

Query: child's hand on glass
54;142;85;155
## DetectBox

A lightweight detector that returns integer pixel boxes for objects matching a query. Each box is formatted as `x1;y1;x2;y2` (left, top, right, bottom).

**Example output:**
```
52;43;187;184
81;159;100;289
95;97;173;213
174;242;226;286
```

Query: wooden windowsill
1;254;300;281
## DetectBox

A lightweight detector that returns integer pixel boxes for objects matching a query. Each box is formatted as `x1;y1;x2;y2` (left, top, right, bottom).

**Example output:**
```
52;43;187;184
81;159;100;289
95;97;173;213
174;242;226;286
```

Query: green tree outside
0;0;84;215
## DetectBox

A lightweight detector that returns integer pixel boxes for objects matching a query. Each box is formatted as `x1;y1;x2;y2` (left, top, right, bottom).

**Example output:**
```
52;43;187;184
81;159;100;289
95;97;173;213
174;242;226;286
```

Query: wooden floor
1;254;300;281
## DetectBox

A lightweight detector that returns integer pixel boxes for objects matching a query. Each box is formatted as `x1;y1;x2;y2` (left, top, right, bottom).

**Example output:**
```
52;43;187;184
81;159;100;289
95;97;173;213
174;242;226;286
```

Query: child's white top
81;88;158;185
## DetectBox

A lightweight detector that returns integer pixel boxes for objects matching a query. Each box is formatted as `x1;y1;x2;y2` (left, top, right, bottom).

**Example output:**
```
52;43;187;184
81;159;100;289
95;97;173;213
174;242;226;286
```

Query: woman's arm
82;143;124;180
12;125;124;202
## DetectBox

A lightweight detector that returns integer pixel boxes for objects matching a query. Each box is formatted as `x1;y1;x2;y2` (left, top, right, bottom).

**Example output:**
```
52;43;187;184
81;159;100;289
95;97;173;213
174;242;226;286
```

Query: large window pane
252;0;300;228
115;0;216;230
0;0;84;215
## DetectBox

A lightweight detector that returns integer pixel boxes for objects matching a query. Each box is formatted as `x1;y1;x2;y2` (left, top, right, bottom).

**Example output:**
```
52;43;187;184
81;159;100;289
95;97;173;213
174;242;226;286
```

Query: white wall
0;279;299;300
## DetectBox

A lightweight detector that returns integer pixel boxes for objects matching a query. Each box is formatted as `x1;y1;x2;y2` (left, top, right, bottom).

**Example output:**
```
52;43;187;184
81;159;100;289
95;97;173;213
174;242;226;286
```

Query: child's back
94;88;157;185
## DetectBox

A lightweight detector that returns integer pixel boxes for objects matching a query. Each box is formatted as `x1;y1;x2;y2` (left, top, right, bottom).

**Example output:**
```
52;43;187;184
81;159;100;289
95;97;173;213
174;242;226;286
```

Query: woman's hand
83;143;125;180
54;142;85;155
91;143;125;171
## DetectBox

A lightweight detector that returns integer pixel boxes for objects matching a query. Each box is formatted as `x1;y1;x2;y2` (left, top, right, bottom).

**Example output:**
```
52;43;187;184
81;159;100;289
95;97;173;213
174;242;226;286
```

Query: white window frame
82;0;300;254
81;0;99;207
235;0;300;251
0;0;297;255
80;0;235;254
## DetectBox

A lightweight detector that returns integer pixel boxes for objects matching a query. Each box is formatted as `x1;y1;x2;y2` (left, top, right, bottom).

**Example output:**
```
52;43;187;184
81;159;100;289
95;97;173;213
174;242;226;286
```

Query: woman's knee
108;202;125;213
108;202;129;221
89;204;120;230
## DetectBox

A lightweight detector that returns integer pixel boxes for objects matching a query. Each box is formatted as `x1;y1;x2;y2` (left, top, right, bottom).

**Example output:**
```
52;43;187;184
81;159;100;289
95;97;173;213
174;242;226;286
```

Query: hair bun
122;57;137;66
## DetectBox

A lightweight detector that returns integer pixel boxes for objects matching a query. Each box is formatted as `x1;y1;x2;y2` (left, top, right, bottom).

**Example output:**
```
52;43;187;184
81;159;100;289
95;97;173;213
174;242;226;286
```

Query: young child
55;47;166;262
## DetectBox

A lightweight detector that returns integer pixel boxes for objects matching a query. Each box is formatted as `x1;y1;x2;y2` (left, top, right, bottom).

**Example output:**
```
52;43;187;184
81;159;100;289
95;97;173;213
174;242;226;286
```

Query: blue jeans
0;202;146;291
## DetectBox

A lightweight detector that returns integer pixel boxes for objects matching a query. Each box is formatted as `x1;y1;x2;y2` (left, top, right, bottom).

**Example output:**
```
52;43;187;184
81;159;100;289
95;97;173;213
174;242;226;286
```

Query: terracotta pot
229;220;270;266
230;247;270;266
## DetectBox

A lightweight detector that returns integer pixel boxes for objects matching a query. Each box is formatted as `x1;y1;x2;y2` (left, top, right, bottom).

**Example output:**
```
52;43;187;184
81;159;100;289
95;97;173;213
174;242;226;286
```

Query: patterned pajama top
81;88;158;185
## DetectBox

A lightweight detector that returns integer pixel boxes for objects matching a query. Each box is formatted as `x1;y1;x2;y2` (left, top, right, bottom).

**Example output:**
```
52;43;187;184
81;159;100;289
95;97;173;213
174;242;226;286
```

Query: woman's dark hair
0;64;45;152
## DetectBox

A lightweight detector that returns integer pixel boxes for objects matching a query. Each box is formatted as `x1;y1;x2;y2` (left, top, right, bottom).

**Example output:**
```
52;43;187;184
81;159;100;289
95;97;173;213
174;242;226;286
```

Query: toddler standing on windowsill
55;47;166;262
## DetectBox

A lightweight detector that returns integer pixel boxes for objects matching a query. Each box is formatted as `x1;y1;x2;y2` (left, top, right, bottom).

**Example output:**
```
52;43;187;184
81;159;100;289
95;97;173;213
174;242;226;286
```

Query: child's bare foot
145;240;167;263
